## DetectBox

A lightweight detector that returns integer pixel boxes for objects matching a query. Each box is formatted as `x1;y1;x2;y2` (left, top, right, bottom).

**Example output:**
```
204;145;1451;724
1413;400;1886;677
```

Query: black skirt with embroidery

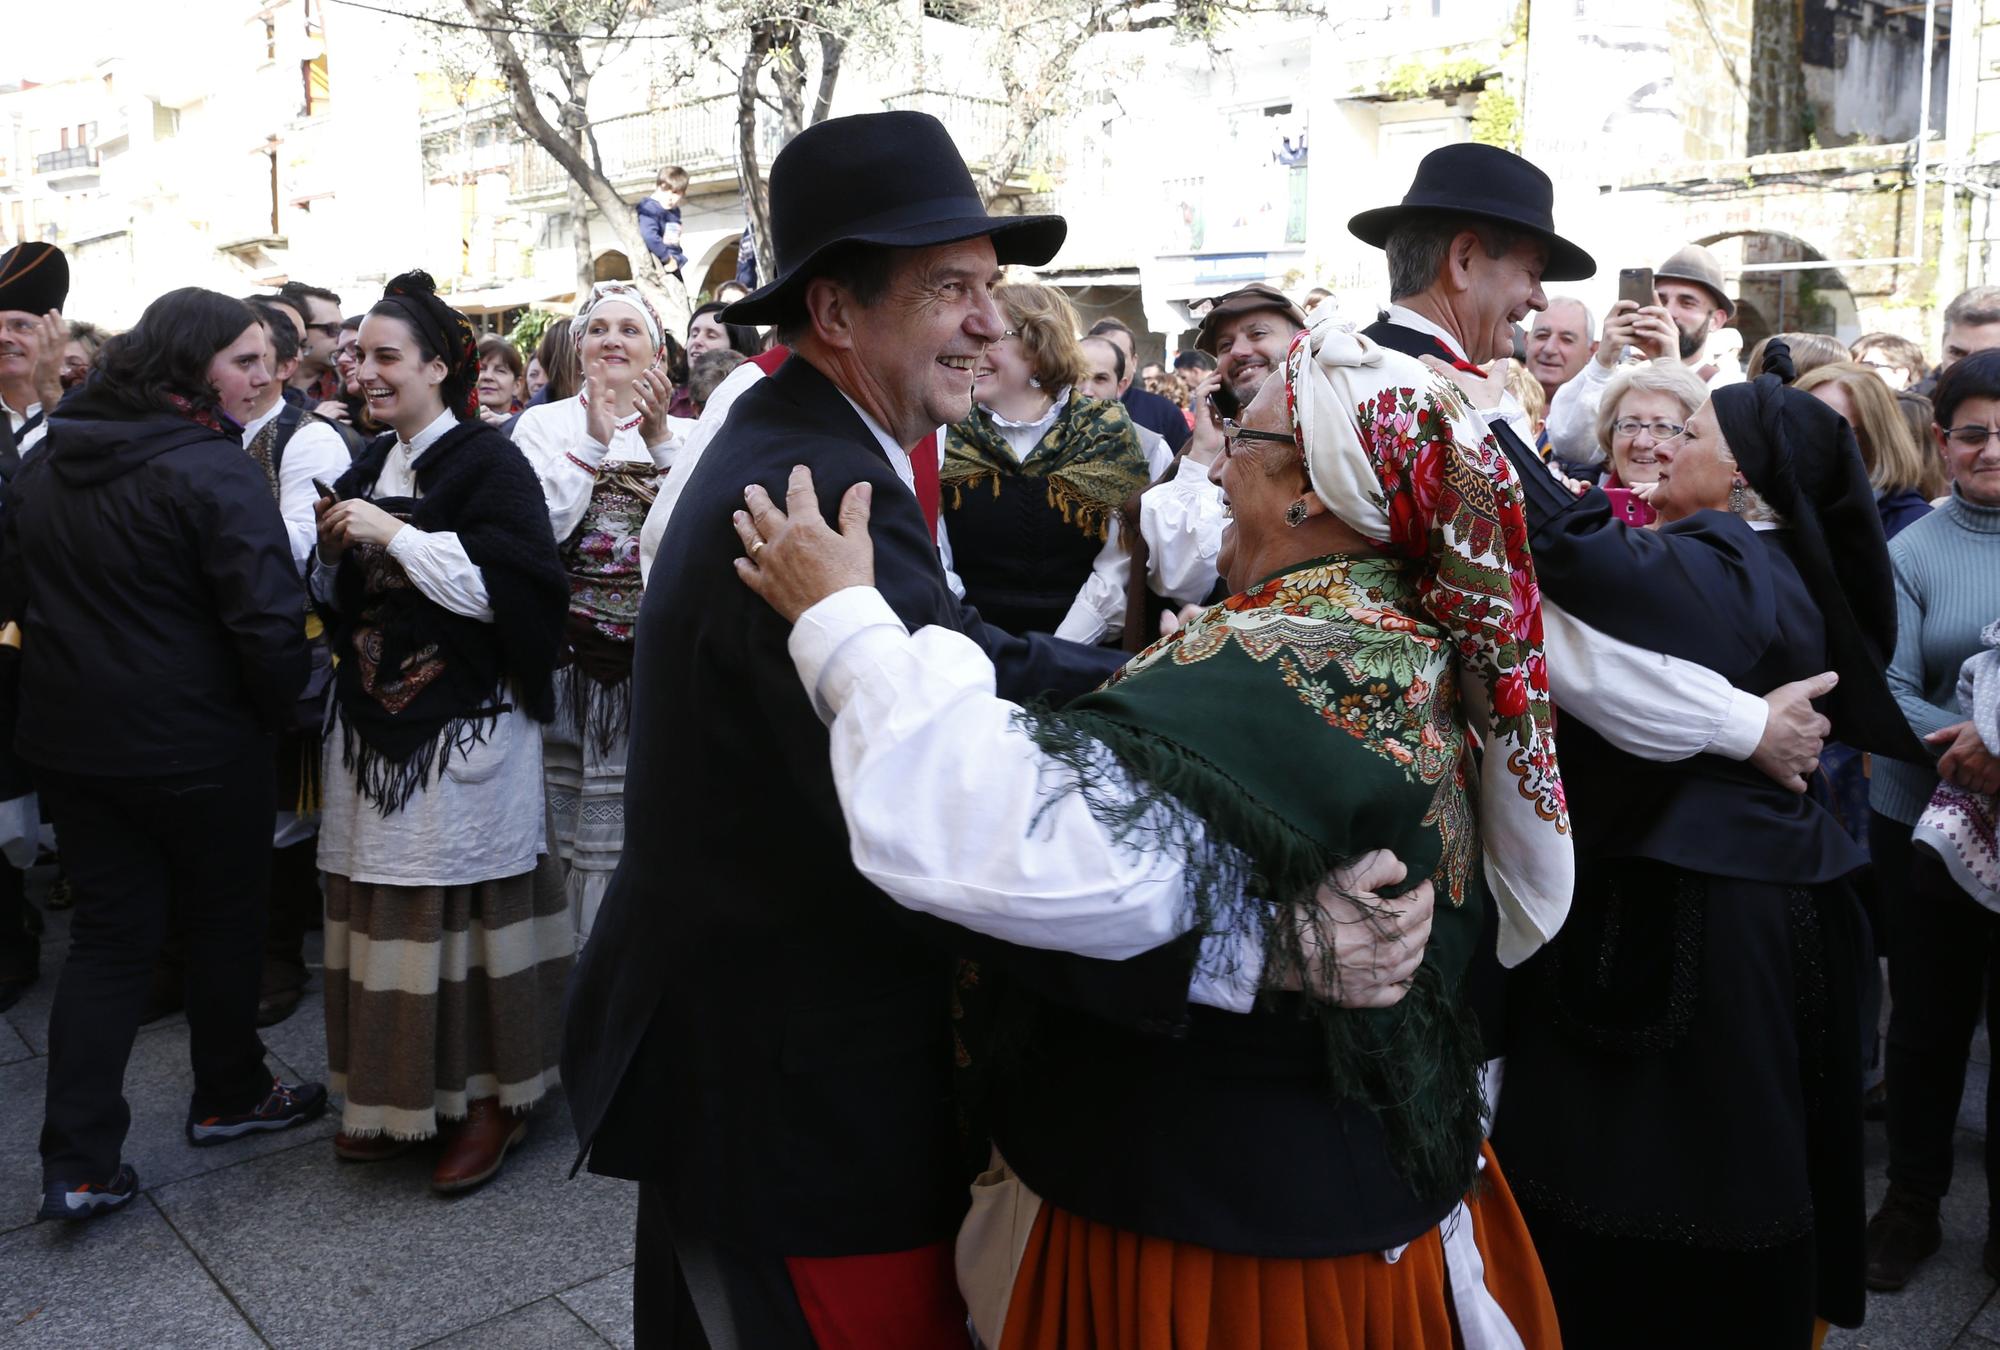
1491;859;1867;1330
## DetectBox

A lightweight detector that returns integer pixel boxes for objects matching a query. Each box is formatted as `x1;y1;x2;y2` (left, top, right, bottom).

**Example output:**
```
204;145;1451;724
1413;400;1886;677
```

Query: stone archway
1694;230;1860;348
592;249;633;283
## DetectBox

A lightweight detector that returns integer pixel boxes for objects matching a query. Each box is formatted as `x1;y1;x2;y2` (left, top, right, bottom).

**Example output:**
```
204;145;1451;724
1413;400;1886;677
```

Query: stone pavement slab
1830;1128;1998;1349
0;1017;338;1232
555;1265;634;1350
0;1015;30;1067
0;1197;264;1348
418;1296;609;1348
150;1092;635;1350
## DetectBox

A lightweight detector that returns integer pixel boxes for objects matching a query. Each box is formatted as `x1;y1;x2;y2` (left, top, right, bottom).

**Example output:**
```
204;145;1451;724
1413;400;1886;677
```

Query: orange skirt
997;1144;1560;1350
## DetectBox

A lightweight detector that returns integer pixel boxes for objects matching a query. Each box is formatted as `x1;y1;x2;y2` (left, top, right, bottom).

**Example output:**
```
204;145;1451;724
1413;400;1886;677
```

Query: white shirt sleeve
935;516;967;600
1142;457;1227;603
274;421;352;570
385;528;494;620
1543;358;1614;465
1541;600;1768;762
1054;523;1131;645
515;402;605;544
789;585;1262;1012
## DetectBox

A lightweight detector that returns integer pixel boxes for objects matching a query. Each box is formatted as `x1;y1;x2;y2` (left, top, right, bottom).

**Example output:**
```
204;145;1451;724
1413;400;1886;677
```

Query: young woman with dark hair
11;286;323;1221
313;271;571;1193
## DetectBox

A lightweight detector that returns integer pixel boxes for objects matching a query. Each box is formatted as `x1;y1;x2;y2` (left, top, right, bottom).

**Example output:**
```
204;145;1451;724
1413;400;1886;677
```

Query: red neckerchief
1432;337;1484;376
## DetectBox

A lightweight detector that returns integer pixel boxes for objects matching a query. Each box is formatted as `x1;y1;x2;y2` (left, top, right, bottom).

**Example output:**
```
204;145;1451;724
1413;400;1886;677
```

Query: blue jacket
636;197;685;271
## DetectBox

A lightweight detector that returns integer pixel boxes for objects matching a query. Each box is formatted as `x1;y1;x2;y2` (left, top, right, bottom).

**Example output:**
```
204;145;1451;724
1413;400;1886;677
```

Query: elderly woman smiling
729;324;1571;1348
1594;361;1708;489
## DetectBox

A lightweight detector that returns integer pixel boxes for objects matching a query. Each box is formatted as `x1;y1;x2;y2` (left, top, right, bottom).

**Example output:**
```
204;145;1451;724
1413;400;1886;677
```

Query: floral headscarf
1283;319;1571;966
569;282;667;371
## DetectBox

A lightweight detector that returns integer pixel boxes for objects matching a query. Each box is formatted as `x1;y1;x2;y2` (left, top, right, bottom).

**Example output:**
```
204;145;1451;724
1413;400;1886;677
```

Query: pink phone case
1602;487;1658;527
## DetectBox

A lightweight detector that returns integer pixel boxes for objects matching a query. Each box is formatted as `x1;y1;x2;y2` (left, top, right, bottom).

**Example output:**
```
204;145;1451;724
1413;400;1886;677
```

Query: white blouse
511;393;682;543
313;408;548;888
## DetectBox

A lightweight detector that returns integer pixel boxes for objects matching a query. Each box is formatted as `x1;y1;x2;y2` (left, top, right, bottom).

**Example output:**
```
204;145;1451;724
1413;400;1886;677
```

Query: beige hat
1654;244;1734;319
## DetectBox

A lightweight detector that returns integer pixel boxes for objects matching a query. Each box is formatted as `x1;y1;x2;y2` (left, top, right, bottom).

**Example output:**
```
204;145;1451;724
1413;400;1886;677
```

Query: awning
445;281;576;315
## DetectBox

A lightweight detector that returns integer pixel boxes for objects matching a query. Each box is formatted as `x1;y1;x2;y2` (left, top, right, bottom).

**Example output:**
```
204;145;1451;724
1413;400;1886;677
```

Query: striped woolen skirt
323;851;573;1140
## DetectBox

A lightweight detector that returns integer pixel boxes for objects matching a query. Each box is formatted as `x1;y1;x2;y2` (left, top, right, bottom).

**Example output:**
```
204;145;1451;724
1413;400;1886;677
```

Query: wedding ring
750;538;766;557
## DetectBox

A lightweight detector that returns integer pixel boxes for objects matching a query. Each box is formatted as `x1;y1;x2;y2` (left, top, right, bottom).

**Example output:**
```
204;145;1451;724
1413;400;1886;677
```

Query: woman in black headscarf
313;271;569;1194
1486;341;1929;1345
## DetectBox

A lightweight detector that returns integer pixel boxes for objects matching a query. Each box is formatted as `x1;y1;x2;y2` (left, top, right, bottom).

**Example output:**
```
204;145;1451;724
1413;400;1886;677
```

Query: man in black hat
0;241;67;1014
0;242;70;465
562;111;1223;1345
1350;144;1844;849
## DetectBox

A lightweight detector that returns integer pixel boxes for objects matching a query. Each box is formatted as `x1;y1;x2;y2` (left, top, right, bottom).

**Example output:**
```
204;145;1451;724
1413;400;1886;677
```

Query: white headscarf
1285;319;1572;966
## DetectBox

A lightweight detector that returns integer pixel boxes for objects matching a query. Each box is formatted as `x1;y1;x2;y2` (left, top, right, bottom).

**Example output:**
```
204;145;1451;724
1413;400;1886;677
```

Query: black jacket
562;355;1190;1258
1120;384;1190;453
3;397;308;776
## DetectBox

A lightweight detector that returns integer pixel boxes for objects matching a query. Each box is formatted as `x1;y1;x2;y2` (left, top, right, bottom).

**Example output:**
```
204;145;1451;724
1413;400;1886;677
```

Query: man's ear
803;277;859;352
1444;231;1482;294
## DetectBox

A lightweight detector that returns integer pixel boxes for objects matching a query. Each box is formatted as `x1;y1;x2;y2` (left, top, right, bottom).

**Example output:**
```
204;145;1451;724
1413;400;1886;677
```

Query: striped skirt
542;667;629;943
323;853;573;1140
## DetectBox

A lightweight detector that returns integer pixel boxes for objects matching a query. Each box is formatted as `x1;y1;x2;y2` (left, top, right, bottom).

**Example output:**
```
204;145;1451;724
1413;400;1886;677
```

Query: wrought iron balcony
35;146;99;175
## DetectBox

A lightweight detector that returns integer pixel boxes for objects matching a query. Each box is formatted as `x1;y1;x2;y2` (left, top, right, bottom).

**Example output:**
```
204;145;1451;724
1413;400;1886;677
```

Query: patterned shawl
1284;320;1572;968
942;391;1154;544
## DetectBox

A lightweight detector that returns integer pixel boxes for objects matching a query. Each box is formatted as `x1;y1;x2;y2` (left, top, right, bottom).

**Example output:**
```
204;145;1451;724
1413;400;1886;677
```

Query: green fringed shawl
943;392;1156;544
1020;552;1490;1204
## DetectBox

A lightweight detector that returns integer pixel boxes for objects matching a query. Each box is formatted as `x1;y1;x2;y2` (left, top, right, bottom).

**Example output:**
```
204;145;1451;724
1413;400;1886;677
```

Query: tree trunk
813;28;845;125
463;0;688;330
738;27;780;280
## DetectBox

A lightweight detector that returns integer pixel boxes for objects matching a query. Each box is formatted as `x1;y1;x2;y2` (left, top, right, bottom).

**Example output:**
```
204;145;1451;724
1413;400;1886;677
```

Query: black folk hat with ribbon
1347;143;1595;283
0;242;69;315
719;111;1067;326
1711;339;1929;765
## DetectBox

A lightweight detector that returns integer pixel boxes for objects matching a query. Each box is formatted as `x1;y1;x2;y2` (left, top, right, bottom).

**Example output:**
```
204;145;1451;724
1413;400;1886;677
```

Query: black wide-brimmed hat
721;111;1066;326
1347;143;1595;283
0;242;69;315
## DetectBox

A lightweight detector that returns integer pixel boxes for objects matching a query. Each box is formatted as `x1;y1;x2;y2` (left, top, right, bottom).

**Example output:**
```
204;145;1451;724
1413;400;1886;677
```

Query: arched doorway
1696;231;1859;349
592;249;633;282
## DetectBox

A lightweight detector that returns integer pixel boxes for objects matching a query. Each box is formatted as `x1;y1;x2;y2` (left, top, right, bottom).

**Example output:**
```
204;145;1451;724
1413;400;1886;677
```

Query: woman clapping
514;283;682;940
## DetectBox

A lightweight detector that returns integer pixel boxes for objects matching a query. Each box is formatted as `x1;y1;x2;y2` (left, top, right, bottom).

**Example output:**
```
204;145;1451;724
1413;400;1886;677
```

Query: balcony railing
879;89;1051;177
512;95;785;199
35;146;100;174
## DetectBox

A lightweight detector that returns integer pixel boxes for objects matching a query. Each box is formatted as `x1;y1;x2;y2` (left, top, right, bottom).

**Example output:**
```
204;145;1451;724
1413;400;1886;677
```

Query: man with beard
1543;243;1740;466
1183;283;1307;463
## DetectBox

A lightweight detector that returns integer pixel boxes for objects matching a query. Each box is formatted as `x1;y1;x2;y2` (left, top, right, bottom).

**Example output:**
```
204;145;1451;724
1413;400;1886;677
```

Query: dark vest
945;470;1106;637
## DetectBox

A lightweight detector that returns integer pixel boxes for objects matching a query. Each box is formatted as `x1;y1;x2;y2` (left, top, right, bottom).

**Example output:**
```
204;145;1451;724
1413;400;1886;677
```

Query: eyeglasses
1944;425;2000;449
1220;418;1297;456
307;322;342;338
1612;418;1685;440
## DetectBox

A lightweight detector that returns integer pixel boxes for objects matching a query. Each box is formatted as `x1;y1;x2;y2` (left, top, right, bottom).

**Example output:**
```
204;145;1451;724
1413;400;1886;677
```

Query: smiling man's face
841;237;1006;445
1213;308;1302;406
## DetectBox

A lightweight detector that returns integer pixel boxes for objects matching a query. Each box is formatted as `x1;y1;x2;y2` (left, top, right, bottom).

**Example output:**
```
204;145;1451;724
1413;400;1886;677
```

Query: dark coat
1120;384;1189;452
4;395;307;777
561;355;1188;1259
635;197;686;272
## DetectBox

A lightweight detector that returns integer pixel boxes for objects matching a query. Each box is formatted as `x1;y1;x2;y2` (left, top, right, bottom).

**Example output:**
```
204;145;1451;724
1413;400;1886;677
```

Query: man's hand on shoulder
734;464;876;624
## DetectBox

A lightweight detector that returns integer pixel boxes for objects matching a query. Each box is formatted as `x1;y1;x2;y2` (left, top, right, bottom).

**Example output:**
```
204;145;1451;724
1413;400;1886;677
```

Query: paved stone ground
2;859;1997;1348
2;867;634;1349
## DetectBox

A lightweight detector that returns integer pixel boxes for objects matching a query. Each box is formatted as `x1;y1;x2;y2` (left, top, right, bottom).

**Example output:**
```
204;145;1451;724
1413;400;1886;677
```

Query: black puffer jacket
2;390;308;776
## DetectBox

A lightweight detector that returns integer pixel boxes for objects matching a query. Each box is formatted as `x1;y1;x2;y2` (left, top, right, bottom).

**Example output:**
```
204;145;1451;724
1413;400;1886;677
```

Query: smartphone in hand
1602;486;1658;527
1617;267;1656;310
312;477;340;504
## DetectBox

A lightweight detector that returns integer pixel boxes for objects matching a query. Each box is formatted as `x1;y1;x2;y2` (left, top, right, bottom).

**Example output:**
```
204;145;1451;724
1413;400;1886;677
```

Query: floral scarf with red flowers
1283;319;1571;969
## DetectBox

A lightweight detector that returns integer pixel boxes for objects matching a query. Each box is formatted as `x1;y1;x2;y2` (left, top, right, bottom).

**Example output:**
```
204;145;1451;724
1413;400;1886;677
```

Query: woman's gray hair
1595;361;1710;459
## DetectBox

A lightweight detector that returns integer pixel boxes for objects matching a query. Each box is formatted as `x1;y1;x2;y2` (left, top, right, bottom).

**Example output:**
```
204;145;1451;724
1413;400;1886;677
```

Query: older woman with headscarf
727;321;1571;1348
1482;341;1929;1346
513;282;685;941
313;271;570;1192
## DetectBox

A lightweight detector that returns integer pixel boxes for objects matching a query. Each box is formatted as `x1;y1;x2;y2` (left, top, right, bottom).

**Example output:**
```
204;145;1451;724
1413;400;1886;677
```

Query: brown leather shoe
430;1099;526;1194
335;1130;415;1162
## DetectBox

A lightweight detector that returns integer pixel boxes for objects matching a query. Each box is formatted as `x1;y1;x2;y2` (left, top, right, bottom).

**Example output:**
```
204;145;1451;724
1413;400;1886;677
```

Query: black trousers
0;853;32;972
38;745;276;1185
1883;834;2000;1217
633;1181;816;1350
